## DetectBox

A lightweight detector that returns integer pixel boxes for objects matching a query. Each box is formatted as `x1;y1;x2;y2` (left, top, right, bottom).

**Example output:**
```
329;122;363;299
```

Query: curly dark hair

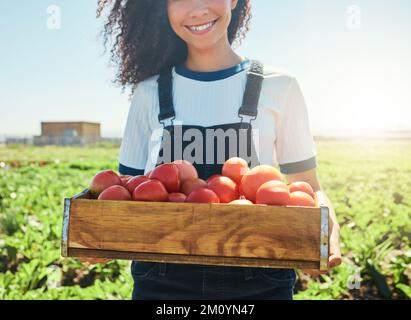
97;0;252;92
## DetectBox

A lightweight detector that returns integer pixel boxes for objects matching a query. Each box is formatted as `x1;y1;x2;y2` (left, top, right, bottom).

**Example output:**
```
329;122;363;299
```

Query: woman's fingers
329;254;342;268
302;232;342;277
301;253;341;278
329;224;342;268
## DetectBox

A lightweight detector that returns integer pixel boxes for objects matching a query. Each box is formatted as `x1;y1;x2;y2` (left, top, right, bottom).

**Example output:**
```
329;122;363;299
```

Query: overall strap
157;66;175;126
157;60;265;126
238;59;265;122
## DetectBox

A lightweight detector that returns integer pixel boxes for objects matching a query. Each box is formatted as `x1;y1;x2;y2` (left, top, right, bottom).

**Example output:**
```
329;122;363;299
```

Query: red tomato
288;181;315;199
206;174;222;183
181;178;207;196
125;175;150;194
168;192;187;203
98;185;131;201
186;188;220;204
238;183;245;198
228;199;253;205
207;176;239;203
172;160;198;183
132;180;168;202
255;180;290;206
90;170;122;197
222;157;250;184
289;191;316;207
120;175;133;186
149;163;180;193
240;165;284;202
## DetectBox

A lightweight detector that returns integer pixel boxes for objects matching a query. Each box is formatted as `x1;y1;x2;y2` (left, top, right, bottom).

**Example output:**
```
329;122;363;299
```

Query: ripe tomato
132;180;168;202
222;157;250;184
186;188;220;204
98;185;131;201
125;175;150;194
149;163;180;193
238;183;245;198
120;175;133;186
289;191;316;207
206;174;222;183
207;176;239;203
90;170;122;197
181;178;207;196
255;180;290;206
288;181;315;199
172;160;198;183
240;165;283;202
168;192;187;203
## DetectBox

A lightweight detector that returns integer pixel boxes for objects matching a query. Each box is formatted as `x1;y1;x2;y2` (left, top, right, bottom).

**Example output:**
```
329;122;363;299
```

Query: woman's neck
184;37;245;72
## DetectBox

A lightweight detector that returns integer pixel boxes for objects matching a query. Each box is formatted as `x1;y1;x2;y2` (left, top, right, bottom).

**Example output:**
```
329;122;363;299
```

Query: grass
0;139;410;300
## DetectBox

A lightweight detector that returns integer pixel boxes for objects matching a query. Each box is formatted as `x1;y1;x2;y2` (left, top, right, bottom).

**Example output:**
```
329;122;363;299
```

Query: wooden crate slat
69;248;320;270
68;199;321;262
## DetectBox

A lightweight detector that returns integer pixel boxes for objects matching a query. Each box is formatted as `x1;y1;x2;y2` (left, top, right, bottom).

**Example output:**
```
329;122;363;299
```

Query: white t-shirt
118;58;317;176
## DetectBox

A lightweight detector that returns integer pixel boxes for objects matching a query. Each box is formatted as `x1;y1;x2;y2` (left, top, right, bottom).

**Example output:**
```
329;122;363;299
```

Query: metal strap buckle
159;116;175;128
247;70;265;80
238;112;257;124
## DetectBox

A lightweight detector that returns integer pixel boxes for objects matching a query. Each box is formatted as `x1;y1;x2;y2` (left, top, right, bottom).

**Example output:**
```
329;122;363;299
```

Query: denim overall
131;60;297;300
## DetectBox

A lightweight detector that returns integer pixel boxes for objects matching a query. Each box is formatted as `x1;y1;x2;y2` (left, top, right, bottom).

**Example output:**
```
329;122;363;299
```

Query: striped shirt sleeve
275;77;317;174
118;82;152;176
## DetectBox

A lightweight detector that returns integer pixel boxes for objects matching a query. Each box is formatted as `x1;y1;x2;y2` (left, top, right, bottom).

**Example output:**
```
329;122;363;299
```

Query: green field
0;140;410;300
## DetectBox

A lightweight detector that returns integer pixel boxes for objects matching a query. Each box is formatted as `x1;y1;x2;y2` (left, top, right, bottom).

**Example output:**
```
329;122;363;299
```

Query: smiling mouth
184;19;218;34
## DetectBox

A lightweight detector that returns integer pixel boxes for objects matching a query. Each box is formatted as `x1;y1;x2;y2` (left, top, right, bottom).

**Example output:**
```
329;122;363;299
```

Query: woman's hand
283;171;342;278
77;257;113;266
302;220;342;277
301;190;342;277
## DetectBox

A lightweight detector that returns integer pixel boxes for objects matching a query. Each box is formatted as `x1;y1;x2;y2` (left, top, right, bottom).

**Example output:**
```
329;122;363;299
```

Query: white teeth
188;20;215;32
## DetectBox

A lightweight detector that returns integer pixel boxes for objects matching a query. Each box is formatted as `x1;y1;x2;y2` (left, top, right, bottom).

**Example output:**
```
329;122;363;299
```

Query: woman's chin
187;41;219;52
185;35;225;53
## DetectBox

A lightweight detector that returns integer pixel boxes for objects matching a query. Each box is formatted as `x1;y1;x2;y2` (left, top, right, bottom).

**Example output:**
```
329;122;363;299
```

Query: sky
0;0;410;138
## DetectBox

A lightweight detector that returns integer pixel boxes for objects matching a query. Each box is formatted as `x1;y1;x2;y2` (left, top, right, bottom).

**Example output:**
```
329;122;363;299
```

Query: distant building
33;122;101;146
5;137;33;145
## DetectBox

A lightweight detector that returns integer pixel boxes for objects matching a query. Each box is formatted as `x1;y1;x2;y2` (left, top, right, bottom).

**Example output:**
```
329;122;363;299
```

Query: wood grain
70;248;320;269
68;199;321;264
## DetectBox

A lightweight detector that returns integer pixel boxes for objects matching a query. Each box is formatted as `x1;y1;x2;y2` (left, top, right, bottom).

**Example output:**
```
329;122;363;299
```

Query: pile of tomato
89;158;316;207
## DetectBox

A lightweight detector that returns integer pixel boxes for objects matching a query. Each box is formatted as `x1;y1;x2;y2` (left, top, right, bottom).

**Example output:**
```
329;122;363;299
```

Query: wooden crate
61;189;329;271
